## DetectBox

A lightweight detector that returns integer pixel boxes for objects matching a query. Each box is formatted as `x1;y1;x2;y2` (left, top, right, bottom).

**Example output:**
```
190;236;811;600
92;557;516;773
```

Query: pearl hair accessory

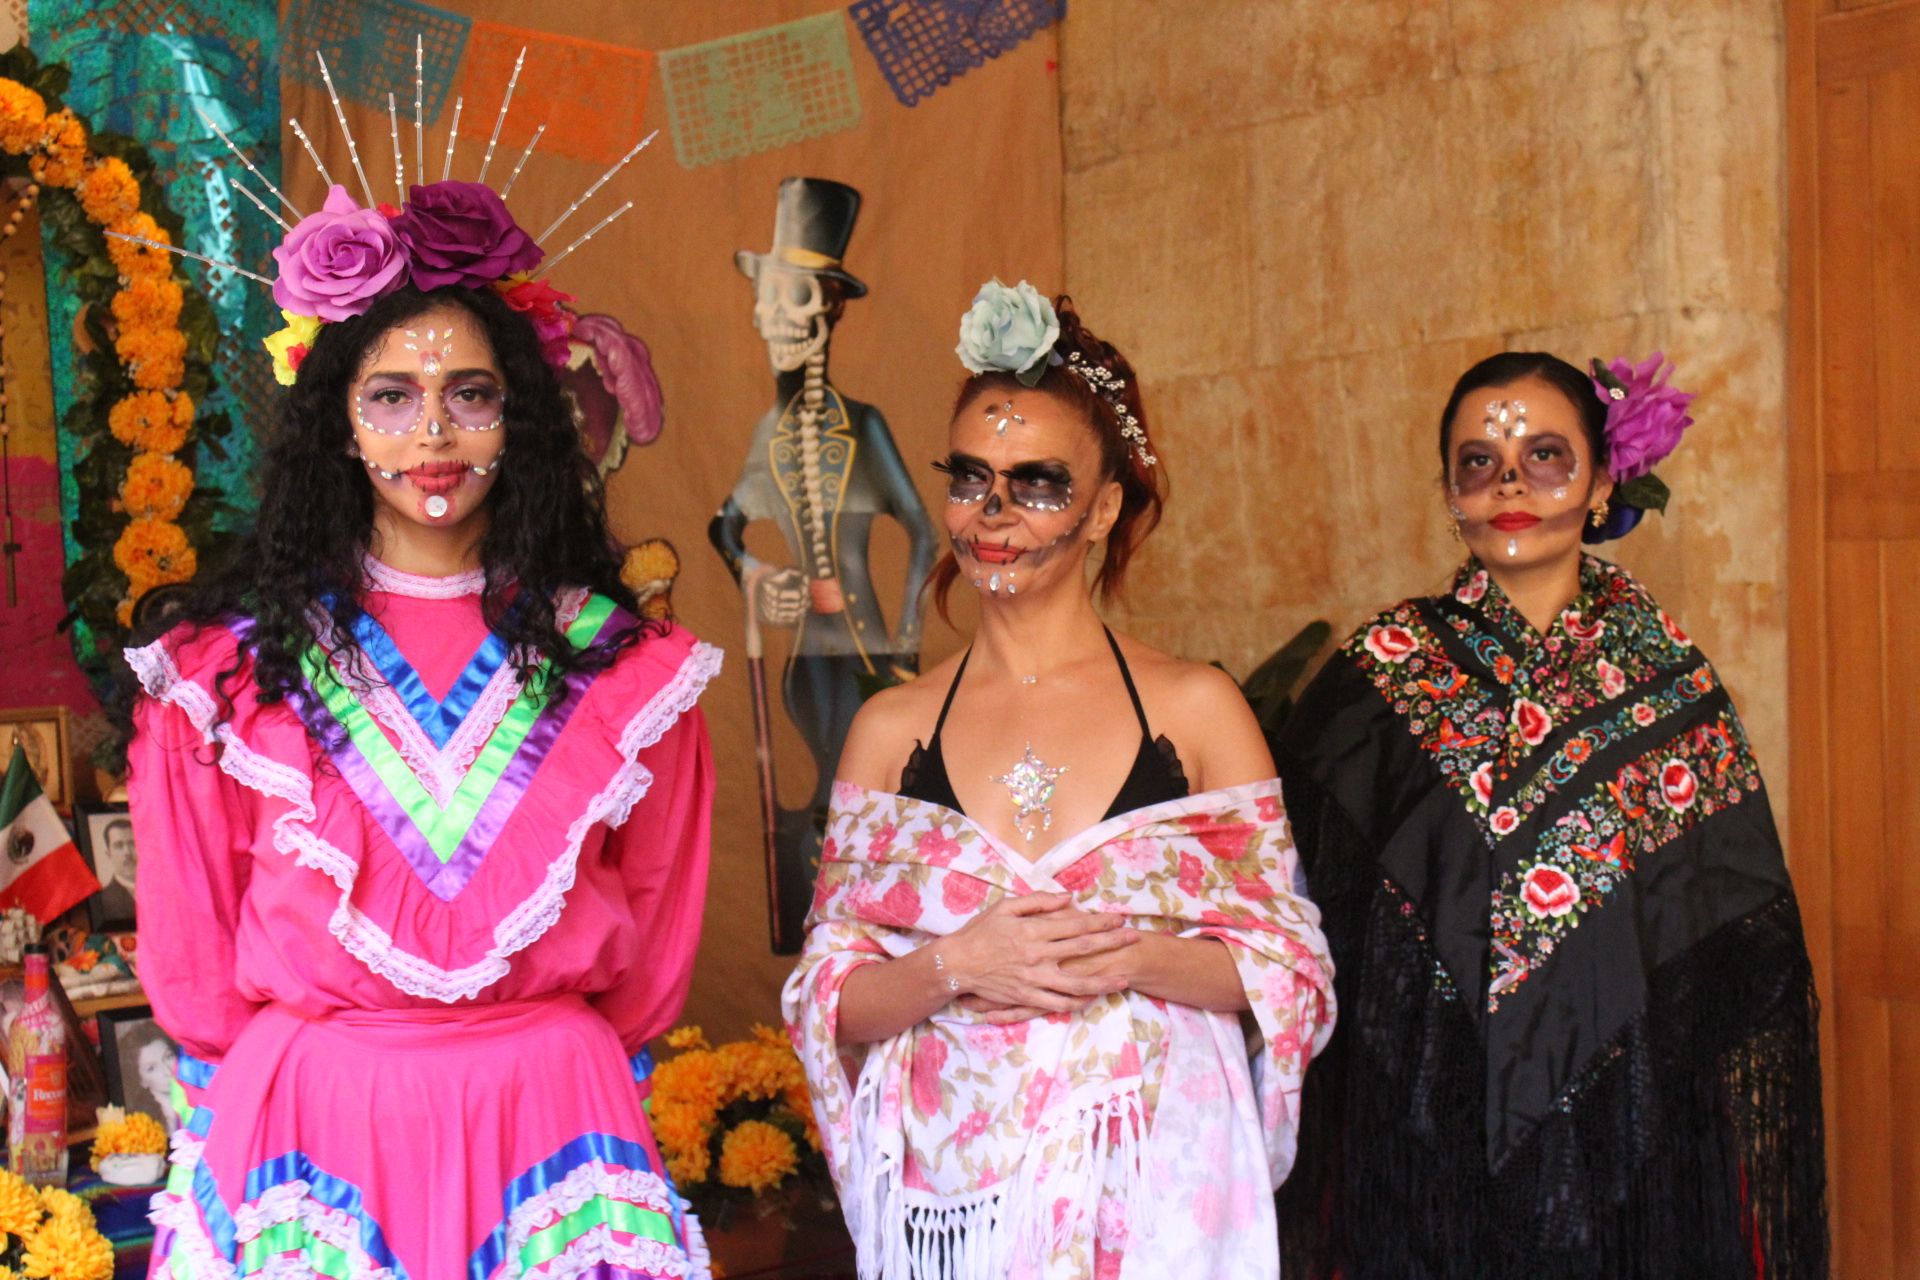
1063;351;1156;467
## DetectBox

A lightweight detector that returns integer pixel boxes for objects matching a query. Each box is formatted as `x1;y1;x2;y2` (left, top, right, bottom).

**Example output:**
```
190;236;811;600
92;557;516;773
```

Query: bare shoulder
835;650;962;792
1110;632;1273;790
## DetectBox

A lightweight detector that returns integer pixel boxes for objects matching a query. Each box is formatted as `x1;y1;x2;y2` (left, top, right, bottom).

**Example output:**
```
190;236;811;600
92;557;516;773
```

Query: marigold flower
89;1108;168;1167
107;391;193;454
28;108;87;188
0;78;49;153
652;1049;727;1122
120;452;194;521
36;1184;95;1226
113;518;197;591
0;1166;42;1236
115;326;188;391
717;1120;798;1195
77;156;141;225
110;277;184;331
663;1025;710;1052
104;213;172;279
19;1208;114;1280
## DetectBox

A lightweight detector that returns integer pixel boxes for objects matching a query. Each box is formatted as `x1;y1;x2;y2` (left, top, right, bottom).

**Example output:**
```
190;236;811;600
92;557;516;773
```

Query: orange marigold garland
0;45;232;677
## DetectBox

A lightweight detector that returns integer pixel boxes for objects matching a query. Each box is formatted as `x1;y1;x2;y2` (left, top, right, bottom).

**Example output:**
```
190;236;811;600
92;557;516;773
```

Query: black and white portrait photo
99;1006;182;1135
78;803;137;930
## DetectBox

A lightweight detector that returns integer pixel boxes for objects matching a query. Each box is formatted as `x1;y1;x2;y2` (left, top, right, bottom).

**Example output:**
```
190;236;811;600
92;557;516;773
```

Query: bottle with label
7;945;68;1184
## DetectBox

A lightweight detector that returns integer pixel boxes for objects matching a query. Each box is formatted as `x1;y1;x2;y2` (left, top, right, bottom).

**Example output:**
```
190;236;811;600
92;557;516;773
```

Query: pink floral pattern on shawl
782;779;1335;1280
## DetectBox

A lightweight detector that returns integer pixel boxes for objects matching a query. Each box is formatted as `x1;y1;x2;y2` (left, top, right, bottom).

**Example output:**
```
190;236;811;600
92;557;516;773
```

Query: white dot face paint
349;304;509;535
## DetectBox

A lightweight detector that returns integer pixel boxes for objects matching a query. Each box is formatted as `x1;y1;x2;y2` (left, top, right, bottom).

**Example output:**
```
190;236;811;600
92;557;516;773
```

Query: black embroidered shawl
1276;556;1827;1280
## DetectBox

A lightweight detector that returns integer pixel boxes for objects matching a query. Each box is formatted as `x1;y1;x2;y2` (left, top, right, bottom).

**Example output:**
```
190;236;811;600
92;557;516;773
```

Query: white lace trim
361;554;486;599
505;1161;677;1259
523;1222;700;1279
128;632;724;1004
151;1177;402;1280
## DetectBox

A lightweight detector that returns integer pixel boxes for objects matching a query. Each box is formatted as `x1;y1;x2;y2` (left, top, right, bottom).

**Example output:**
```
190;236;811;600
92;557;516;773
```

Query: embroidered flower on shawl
1520;864;1579;919
1597;658;1628;700
1633;703;1659;727
1470;762;1495;808
915;828;962;866
1660;759;1699;812
1363;623;1418;664
872;880;923;929
955;1110;991;1144
1562;609;1605;643
1176;851;1206;897
867;822;898;858
1659;610;1690;647
1511;697;1554;747
1456;568;1490;604
1491;806;1521;836
941;869;991;914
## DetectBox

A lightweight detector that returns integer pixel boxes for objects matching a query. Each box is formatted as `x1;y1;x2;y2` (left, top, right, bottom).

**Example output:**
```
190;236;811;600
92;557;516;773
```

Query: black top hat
734;177;867;298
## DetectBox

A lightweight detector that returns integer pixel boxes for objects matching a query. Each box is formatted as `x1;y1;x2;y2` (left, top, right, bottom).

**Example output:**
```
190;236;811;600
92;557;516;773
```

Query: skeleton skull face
752;266;834;372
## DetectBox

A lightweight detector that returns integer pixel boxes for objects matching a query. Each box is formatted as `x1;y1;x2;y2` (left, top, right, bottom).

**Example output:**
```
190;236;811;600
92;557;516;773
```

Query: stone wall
1059;1;1791;792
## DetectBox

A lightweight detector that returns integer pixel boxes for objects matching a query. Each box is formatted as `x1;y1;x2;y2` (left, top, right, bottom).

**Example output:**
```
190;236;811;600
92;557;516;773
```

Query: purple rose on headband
391;181;543;291
1591;353;1695;481
270;185;408;322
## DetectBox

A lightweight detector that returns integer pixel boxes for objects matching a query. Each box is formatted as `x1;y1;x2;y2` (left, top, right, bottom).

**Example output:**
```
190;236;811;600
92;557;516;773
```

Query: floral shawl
1276;556;1826;1280
783;779;1334;1280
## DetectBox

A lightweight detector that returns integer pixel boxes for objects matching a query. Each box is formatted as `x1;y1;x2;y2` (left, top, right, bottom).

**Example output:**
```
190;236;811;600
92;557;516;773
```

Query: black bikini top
898;627;1189;822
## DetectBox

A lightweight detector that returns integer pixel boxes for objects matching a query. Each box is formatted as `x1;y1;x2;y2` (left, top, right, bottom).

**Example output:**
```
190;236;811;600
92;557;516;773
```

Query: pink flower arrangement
1591;353;1695;481
271;185;408;321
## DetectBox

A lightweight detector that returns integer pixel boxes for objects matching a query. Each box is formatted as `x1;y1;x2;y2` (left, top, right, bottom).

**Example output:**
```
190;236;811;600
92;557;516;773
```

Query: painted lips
407;461;468;495
968;541;1024;564
1489;512;1541;532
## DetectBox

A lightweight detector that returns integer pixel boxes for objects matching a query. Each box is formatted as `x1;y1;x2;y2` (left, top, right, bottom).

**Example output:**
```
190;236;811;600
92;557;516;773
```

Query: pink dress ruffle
127;579;720;1279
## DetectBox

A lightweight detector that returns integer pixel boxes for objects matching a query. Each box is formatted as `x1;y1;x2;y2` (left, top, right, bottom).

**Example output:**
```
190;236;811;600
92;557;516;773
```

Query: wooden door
1789;1;1920;1273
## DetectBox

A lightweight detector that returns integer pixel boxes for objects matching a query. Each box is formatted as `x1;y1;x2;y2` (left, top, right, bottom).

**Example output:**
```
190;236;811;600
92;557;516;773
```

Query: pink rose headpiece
1584;353;1695;543
104;43;658;384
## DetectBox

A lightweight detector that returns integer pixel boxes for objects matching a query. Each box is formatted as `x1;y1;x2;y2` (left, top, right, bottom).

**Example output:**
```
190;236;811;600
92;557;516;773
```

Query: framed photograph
97;1005;182;1136
74;801;137;931
0;705;73;814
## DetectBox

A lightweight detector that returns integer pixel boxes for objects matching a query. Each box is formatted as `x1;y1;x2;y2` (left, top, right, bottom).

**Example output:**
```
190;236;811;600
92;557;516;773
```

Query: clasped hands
936;892;1141;1025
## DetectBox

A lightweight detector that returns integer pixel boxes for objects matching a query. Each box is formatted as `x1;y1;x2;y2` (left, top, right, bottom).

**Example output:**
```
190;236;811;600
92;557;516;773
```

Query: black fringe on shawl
1276;770;1830;1280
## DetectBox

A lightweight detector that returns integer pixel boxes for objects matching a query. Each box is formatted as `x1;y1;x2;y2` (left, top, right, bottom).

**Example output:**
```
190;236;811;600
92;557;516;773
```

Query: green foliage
1239;619;1333;754
1614;471;1671;515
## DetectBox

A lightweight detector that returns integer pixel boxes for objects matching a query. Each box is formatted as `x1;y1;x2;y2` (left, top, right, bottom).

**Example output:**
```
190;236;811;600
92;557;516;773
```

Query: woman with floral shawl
783;282;1335;1280
1276;352;1827;1279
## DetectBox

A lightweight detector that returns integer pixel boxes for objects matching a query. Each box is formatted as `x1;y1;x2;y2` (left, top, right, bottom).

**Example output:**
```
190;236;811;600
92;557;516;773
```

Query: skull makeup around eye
933;453;1075;512
353;376;507;436
1450;433;1581;498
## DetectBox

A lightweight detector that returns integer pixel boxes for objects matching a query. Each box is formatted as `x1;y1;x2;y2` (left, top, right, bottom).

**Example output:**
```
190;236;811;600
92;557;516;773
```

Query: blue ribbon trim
467;1132;678;1280
350;608;510;750
176;1051;218;1091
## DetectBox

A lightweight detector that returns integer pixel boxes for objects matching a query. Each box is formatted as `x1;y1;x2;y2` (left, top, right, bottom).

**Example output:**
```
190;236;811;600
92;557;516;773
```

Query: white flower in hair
955;279;1061;385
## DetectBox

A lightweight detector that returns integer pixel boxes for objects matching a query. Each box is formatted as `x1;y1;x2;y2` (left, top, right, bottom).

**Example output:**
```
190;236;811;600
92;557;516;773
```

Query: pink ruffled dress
125;558;722;1279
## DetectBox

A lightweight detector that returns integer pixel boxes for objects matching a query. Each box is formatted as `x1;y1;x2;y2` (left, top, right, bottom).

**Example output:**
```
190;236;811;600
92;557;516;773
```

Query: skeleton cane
740;565;792;953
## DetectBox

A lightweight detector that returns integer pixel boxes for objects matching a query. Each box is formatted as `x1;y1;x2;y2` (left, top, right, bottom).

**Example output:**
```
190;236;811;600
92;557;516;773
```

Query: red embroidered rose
872;880;923;928
941;870;990;915
1511;697;1554;747
1659;610;1690;647
1660;758;1699;811
1562;609;1605;643
1520;864;1579;919
1470;762;1494;807
1632;703;1658;727
1597;658;1627;700
1456;569;1489;604
1363;624;1418;664
1490;806;1520;836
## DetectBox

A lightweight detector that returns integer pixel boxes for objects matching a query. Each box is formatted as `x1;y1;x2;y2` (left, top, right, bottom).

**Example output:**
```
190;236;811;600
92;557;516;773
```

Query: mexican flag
0;742;99;922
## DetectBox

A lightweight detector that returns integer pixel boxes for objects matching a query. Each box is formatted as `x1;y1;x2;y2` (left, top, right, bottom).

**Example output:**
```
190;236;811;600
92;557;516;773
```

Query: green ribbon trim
240;1223;350;1278
298;596;615;863
520;1196;678;1269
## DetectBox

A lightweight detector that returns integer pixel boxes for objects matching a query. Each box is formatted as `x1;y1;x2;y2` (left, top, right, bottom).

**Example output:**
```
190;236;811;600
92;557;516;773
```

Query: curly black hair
120;283;649;751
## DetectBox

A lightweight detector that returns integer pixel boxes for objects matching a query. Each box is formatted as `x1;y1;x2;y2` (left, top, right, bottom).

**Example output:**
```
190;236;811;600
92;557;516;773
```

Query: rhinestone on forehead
987;399;1024;437
1482;398;1530;440
402;326;458;378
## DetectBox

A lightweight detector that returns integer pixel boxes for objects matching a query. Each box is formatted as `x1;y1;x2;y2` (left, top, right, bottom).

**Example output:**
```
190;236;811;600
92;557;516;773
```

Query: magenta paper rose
1591;353;1695;480
391;181;542;290
270;185;408;321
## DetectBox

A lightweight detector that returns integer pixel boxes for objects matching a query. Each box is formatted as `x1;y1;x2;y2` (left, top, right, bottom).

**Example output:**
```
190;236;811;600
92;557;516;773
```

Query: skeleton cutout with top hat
710;178;937;954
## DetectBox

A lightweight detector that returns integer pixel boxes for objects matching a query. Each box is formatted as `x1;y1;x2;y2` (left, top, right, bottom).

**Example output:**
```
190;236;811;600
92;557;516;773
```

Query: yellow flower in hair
104;212;172;279
263;311;323;387
77;156;141;226
113;518;197;592
0;78;49;154
110;277;185;331
121;452;194;521
19;1209;113;1280
29;108;87;188
107;391;192;454
717;1120;798;1195
0;1166;42;1237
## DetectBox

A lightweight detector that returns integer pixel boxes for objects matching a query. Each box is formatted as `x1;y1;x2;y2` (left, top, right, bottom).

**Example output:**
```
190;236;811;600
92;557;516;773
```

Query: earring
1448;520;1463;543
1589;505;1607;529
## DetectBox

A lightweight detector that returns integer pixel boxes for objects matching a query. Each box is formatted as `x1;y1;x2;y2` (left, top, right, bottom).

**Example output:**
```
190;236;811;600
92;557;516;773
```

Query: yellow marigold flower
19;1209;113;1280
0;1166;42;1236
663;1025;709;1053
35;1184;95;1227
115;598;136;629
113;518;197;591
28;109;87;189
0;1264;21;1280
107;391;193;454
90;1108;168;1167
110;277;184;331
104;212;171;279
666;1139;710;1188
650;1102;712;1171
77;156;140;226
717;1120;798;1195
0;78;49;154
115;326;188;391
262;311;322;387
652;1049;727;1121
717;1037;801;1104
120;452;194;521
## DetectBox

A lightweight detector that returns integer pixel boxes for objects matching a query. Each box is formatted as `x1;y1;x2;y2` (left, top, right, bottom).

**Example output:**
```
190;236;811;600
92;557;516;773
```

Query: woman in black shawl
1276;352;1827;1279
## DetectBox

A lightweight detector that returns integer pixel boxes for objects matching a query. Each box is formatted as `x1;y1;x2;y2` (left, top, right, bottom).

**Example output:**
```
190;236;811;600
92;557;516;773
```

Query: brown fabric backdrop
280;2;1063;1039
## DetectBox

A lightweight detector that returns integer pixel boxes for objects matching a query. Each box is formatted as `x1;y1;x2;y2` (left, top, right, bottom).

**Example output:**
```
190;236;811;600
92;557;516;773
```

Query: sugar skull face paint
349;305;508;531
933;452;1074;512
1444;375;1610;576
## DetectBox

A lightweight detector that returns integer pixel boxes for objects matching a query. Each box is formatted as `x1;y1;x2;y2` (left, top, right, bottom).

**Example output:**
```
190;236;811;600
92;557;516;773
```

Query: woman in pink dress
123;180;720;1277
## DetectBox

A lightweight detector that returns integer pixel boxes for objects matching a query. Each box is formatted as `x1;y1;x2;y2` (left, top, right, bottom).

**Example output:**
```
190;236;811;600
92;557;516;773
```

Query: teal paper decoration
282;0;468;119
660;12;861;169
